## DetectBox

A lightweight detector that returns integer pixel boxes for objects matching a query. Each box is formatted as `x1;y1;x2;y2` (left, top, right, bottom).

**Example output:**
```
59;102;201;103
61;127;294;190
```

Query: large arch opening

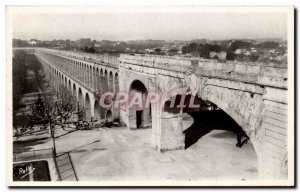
115;73;119;93
78;88;84;121
95;68;99;93
64;76;67;88
162;94;253;148
186;100;251;150
162;93;258;176
128;80;151;129
85;93;92;121
109;71;114;92
89;65;92;87
58;73;63;94
68;80;71;92
60;73;63;86
106;110;113;122
72;83;76;97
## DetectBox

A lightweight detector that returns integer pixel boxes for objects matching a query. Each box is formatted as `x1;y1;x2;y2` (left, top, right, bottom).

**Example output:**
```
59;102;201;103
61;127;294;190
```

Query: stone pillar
155;111;185;152
128;108;136;129
258;99;288;179
93;69;95;90
143;106;152;128
151;103;159;150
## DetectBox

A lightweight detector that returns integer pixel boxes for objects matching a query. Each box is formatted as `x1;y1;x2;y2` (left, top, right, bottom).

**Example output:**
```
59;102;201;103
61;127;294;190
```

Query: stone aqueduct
14;48;289;179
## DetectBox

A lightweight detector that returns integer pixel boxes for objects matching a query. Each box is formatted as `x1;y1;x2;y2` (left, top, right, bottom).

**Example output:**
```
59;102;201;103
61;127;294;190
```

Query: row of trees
182;43;224;58
81;46;96;53
13;51;27;118
13;51;43;128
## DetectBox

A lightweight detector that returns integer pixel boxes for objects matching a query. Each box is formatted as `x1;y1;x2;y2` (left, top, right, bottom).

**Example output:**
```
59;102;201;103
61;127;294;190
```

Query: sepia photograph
6;6;294;186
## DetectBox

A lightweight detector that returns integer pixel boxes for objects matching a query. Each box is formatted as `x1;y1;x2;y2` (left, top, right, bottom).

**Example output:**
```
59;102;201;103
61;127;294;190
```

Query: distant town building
145;49;154;54
250;48;257;53
28;40;37;45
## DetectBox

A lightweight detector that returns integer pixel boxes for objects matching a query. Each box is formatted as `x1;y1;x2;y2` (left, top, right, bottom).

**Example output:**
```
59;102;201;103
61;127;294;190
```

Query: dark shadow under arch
85;93;91;121
106;110;113;122
162;94;250;149
72;83;76;97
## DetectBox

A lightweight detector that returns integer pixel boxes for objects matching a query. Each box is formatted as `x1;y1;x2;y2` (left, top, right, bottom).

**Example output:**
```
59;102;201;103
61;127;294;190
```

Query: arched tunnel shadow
163;94;251;151
183;110;248;149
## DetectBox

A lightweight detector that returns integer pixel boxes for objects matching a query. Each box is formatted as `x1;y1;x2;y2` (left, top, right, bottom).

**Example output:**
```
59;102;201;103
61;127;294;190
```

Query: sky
11;7;288;41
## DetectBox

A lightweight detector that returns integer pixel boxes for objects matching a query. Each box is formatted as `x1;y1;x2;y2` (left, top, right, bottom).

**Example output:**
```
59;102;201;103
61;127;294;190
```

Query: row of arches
38;51;121;122
44;63;112;122
67;58;119;94
40;50;119;94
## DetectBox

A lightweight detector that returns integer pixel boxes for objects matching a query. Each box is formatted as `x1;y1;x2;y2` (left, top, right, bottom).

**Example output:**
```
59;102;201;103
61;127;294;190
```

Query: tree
56;84;77;124
226;51;236;60
182;46;188;54
154;48;161;53
249;54;259;62
261;41;279;49
88;47;96;53
29;84;77;156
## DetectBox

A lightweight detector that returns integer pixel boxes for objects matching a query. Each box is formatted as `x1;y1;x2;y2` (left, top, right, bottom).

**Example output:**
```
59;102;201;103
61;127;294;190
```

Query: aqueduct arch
161;92;256;152
85;93;92;121
68;80;71;92
95;68;99;92
64;76;67;88
72;83;76;97
106;109;113;122
109;71;114;93
196;83;264;156
128;80;152;129
115;73;119;92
